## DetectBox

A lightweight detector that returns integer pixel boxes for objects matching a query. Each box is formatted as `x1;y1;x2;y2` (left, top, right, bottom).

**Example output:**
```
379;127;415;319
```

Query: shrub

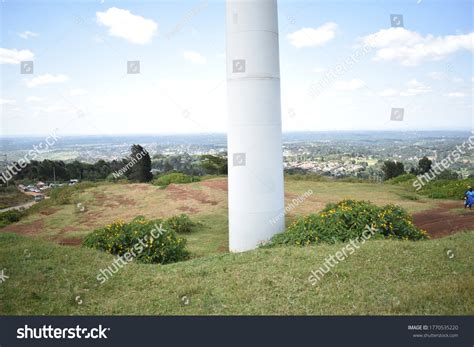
435;170;459;180
385;174;416;185
382;160;405;180
0;210;25;228
83;216;189;264
416;179;473;199
152;173;200;186
164;214;196;233
266;200;427;247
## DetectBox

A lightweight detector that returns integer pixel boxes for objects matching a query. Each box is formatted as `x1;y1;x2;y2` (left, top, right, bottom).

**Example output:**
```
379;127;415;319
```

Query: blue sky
1;0;472;136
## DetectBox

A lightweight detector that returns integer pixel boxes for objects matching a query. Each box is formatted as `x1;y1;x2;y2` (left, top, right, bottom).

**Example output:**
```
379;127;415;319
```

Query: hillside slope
0;231;472;315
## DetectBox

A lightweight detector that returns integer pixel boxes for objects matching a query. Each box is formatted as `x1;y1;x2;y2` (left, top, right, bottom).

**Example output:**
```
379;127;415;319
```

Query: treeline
14;159;126;182
7;145;228;183
152;153;227;176
381;156;467;181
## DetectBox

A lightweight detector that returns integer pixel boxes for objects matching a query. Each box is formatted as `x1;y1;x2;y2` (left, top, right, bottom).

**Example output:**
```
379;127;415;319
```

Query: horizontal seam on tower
228;209;285;215
227;77;280;81
228;123;282;127
230;30;278;35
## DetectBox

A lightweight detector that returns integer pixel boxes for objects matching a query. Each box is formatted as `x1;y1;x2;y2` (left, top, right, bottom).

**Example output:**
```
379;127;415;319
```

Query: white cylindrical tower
226;0;285;252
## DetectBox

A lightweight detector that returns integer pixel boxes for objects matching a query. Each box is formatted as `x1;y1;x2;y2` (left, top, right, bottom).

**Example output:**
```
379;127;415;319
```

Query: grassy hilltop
0;177;473;315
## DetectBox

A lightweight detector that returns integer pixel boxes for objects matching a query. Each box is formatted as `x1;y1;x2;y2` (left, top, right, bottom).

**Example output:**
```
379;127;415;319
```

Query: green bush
416;179;473;199
83;216;189;264
152;173;200;186
0;210;25;228
266;200;427;247
385;174;416;185
164;214;196;233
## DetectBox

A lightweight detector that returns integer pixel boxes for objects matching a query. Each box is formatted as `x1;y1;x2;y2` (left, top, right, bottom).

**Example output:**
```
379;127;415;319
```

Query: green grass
0;178;442;251
1;178;472;315
0;231;472;315
1;178;438;250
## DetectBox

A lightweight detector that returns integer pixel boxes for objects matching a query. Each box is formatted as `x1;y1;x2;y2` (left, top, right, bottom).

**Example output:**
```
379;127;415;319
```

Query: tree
436;170;459;180
418;156;432;174
199;155;228;175
126;145;153;182
381;160;405;180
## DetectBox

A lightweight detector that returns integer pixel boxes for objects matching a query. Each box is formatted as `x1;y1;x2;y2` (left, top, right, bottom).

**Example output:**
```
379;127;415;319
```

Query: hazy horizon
1;129;473;139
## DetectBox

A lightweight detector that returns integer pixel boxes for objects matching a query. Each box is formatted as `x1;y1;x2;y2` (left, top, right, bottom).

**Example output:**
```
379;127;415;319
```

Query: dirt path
412;201;474;238
0;201;36;213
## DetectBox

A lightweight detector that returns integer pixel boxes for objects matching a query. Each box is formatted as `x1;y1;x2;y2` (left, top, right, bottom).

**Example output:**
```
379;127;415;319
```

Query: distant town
1;131;473;181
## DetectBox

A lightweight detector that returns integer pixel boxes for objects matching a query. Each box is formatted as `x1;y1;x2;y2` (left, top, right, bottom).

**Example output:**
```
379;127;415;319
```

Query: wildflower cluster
83;216;190;264
163;214;196;233
266;200;428;247
415;179;474;199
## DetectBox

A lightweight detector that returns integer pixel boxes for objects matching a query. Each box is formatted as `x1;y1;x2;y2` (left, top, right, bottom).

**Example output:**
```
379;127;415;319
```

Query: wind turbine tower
226;0;285;252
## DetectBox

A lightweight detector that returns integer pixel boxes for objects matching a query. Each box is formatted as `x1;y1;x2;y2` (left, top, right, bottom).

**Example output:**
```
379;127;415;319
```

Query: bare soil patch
413;201;474;238
57;237;83;246
40;208;59;216
1;220;44;236
178;206;200;213
166;184;218;205
200;180;228;192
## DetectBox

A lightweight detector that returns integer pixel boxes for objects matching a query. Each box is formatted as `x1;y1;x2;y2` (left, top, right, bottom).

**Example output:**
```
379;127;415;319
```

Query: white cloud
447;92;465;97
69;88;87;96
333;79;366;91
428;71;447;80
287;22;338;48
378;88;399;97
312;67;326;73
33;103;77;114
183;51;206;64
378;79;432;97
96;7;158;45
26;96;43;102
359;28;474;66
0;48;34;64
401;79;432;96
26;74;68;88
0;98;16;105
18;31;39;39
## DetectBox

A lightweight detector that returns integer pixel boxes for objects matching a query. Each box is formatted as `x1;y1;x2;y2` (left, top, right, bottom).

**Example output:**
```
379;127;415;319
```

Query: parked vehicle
34;194;45;202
